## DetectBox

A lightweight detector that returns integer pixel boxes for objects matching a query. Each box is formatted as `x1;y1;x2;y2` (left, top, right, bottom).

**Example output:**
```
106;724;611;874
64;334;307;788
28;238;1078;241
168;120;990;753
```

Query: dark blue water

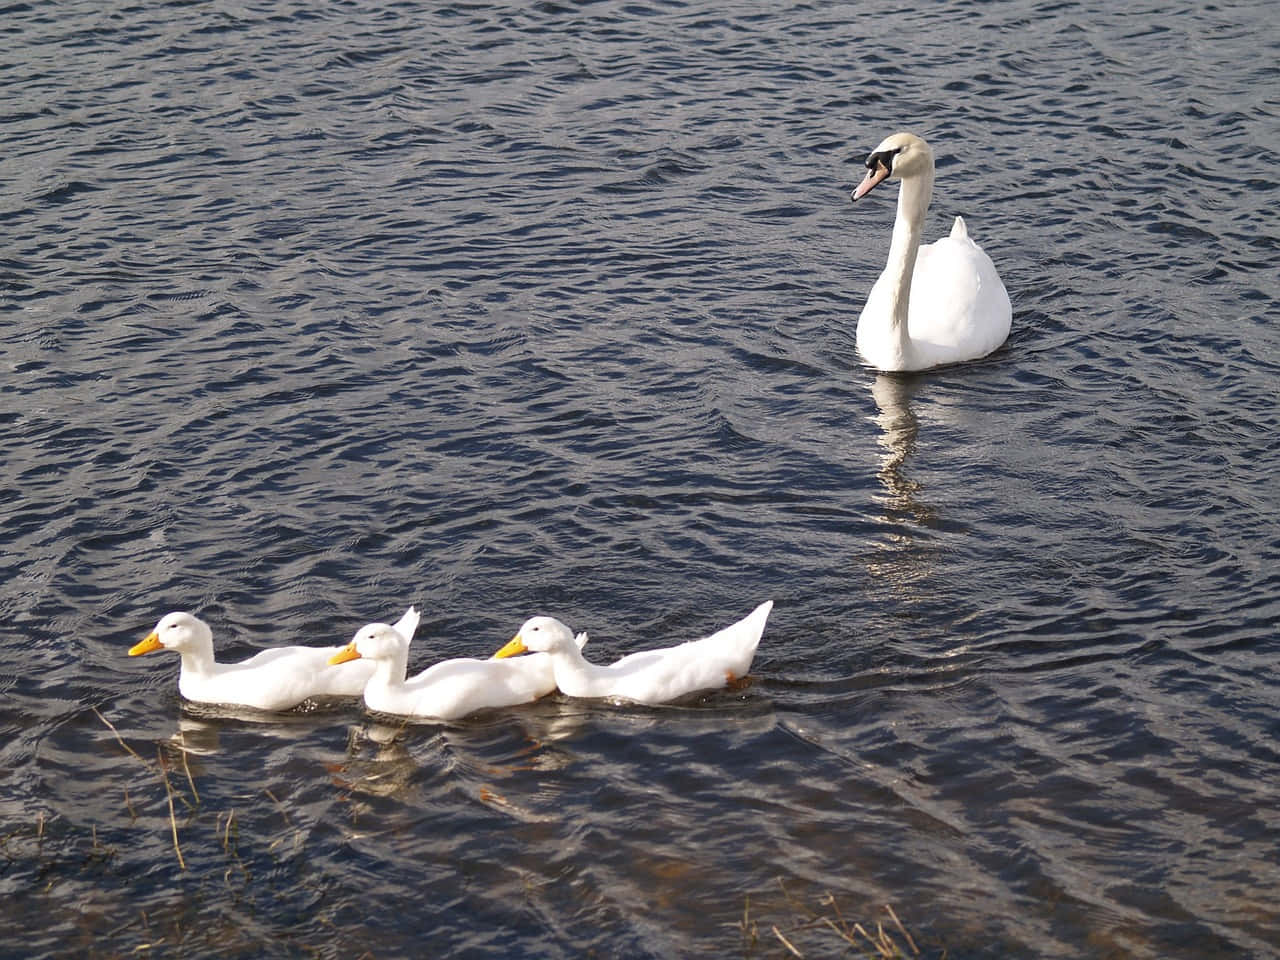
3;1;1278;957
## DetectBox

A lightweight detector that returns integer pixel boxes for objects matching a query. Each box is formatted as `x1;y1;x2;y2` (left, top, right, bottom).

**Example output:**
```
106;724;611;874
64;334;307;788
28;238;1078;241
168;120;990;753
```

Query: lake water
3;1;1278;957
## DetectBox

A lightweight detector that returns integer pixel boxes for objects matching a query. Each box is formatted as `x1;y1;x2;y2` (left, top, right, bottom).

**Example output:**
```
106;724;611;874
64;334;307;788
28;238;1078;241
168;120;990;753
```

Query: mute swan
128;608;416;712
851;132;1011;371
492;600;773;705
328;617;587;721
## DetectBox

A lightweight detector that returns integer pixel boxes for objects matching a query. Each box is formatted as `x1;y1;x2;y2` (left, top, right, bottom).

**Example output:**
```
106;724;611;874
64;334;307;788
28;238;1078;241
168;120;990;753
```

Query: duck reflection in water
330;697;779;817
333;720;424;802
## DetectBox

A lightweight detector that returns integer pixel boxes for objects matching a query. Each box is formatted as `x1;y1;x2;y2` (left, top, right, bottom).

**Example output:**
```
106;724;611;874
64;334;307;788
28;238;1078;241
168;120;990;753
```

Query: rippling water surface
3;1;1279;957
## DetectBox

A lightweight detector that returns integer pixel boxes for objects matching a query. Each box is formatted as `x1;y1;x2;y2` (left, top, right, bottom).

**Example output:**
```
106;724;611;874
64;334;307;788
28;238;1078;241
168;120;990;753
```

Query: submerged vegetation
736;880;943;959
0;709;320;958
6;709;951;958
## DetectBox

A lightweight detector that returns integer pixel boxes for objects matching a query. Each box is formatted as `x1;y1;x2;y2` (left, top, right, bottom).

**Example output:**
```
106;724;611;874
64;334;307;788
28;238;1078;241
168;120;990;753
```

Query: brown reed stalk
772;925;804;957
264;788;291;823
884;904;918;955
92;706;147;765
156;747;186;871
177;730;200;806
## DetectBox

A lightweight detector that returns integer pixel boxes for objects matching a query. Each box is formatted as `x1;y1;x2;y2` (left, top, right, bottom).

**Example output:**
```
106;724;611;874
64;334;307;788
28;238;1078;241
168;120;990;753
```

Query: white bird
128;608;416;712
492;600;773;705
328;616;587;721
851;132;1011;372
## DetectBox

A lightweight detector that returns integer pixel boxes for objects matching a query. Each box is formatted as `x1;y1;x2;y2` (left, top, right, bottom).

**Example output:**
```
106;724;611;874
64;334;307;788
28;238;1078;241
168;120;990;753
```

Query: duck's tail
393;606;422;645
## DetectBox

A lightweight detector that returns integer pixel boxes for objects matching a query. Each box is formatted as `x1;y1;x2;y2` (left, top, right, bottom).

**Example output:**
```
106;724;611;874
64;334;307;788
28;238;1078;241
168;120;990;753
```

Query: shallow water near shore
2;1;1279;957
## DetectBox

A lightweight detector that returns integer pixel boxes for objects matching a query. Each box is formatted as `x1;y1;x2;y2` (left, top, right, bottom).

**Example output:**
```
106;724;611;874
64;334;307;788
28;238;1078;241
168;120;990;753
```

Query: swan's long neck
882;168;933;344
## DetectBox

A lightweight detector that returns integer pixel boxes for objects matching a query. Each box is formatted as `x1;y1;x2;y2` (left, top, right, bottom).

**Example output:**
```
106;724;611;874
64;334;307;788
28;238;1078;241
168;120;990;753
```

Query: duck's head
130;612;213;656
329;621;407;665
852;132;933;201
492;616;577;659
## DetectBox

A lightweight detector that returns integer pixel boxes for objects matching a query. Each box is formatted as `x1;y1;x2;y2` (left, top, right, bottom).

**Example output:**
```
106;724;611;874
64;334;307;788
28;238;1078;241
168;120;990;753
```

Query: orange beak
491;634;527;660
129;631;163;656
328;643;362;666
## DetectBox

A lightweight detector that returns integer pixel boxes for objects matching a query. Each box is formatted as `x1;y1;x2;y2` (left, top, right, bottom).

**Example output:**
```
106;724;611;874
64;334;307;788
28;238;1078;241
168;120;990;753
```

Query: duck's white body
495;600;773;705
129;609;413;712
852;132;1011;372
330;617;587;721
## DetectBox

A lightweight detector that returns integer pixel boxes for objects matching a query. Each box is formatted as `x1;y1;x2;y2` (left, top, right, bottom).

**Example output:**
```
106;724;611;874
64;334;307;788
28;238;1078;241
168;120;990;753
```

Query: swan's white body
129;609;410;712
494;600;773;705
852;132;1011;372
330;616;587;721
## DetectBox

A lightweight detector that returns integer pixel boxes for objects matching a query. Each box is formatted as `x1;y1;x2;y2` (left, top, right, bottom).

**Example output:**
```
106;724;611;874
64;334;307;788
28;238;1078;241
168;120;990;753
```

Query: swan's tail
950;215;968;239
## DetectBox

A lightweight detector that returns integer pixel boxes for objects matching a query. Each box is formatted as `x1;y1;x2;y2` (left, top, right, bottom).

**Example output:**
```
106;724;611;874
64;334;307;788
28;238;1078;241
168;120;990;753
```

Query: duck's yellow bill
129;632;163;656
328;643;362;666
492;635;526;660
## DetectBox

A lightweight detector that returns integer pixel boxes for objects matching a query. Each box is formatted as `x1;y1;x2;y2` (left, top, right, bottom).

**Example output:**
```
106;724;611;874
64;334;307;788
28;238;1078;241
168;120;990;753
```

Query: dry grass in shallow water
12;708;341;956
93;706;192;869
735;880;942;958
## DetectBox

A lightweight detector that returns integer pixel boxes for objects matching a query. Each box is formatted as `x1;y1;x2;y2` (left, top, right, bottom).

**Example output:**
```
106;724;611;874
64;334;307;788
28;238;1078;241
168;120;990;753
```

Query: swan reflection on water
864;373;943;601
870;373;935;528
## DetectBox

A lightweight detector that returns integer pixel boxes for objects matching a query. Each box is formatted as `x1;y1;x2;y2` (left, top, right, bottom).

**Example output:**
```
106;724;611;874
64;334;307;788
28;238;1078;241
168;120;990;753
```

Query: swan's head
130;612;214;656
492;616;577;658
852;132;933;201
329;622;408;665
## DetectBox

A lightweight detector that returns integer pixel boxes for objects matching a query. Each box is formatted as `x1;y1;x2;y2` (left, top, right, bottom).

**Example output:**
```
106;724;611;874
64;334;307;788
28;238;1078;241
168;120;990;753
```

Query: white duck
328;616;587;721
128;608;417;712
851;132;1011;372
492;600;773;705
